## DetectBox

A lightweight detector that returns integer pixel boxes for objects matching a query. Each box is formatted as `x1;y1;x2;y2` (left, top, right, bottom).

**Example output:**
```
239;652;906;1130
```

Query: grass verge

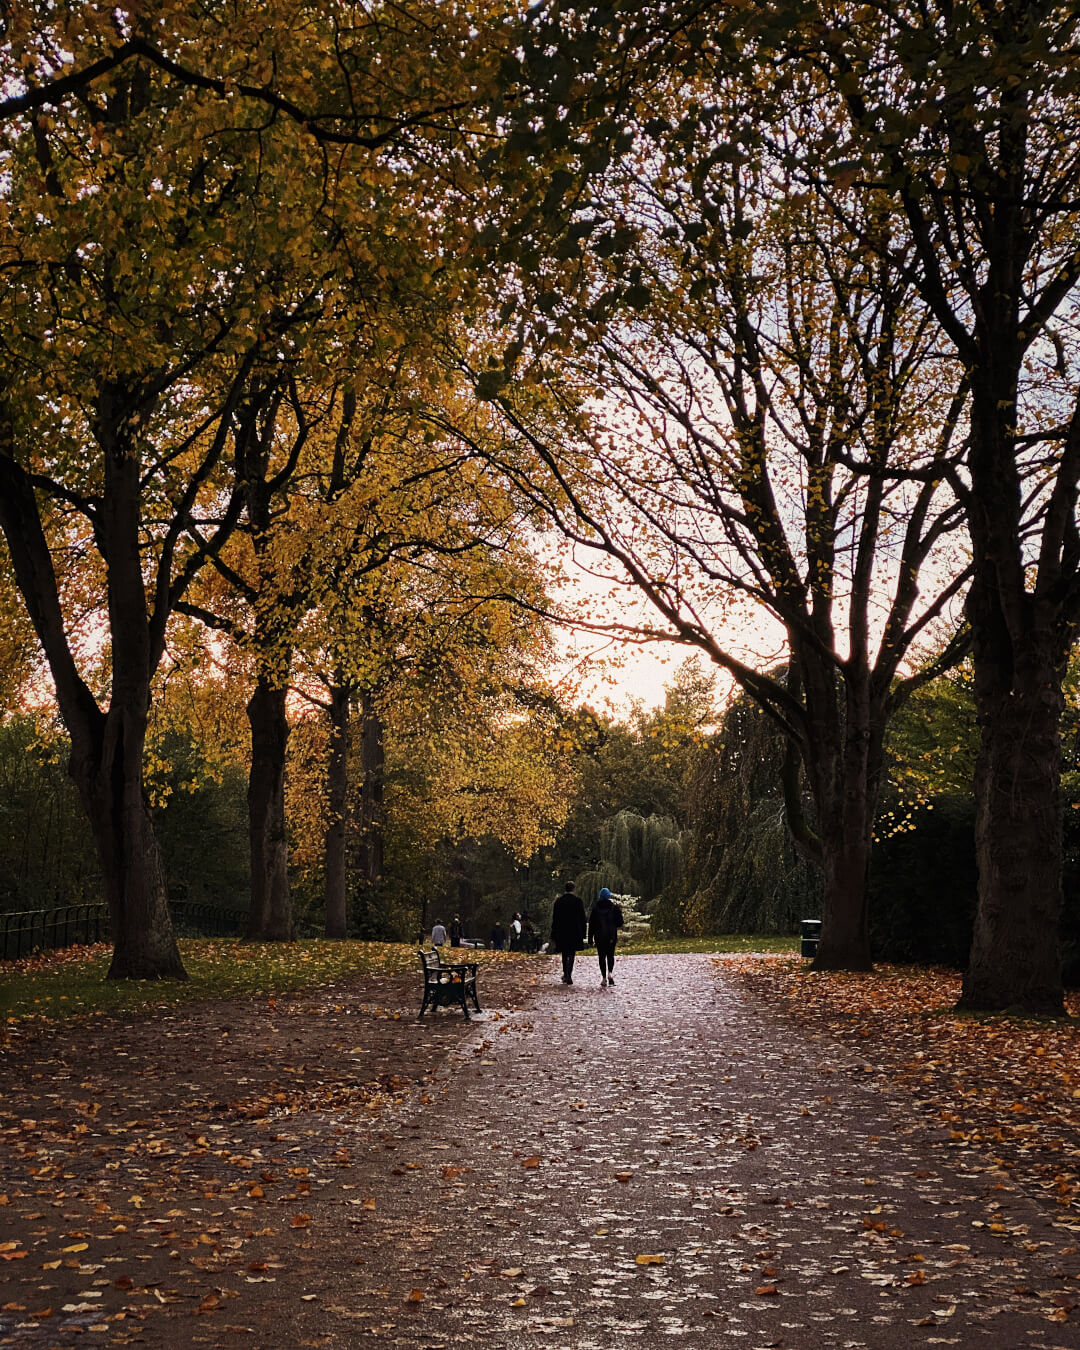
0;934;798;1022
621;934;800;956
0;939;534;1024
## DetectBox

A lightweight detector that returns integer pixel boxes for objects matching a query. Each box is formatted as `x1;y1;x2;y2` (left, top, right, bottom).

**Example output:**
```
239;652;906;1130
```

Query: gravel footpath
290;953;1080;1349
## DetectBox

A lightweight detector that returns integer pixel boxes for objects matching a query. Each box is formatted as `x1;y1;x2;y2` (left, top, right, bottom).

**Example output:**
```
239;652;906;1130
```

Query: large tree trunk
0;429;185;980
70;705;185;980
323;682;350;940
811;824;873;971
802;664;880;972
957;371;1070;1014
959;593;1065;1012
246;676;292;941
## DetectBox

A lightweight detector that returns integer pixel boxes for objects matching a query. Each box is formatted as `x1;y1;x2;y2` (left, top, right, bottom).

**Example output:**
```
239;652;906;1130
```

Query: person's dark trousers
561;947;576;982
597;941;616;979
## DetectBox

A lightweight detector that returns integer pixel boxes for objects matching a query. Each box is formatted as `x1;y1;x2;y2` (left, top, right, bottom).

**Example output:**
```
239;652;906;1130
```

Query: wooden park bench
418;949;482;1021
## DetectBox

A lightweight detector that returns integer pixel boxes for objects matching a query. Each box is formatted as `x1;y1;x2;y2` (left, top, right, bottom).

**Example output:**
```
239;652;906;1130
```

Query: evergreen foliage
653;688;820;937
0;714;98;912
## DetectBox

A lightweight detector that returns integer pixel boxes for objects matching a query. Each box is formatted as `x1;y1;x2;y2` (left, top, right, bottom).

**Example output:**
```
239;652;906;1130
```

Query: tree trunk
246;676;293;941
323;682;350;940
802;664;880;972
958;645;1065;1013
811;825;873;971
0;433;185;980
356;690;385;890
70;705;186;980
956;369;1069;1014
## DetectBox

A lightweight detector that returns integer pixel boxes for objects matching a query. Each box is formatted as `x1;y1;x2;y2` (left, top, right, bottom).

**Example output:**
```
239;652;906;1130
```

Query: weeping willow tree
654;690;820;936
575;809;684;906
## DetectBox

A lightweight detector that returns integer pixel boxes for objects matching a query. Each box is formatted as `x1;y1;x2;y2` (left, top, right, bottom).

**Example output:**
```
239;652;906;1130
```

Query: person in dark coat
449;915;463;947
588;887;624;986
549;881;587;985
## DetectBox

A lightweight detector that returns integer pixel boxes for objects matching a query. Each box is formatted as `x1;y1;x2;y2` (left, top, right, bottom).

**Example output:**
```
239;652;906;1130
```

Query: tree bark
323;682;350;939
70;704;184;979
811;825;873;971
954;362;1071;1013
0;427;185;980
802;660;881;973
960;679;1064;1012
958;551;1066;1011
246;676;293;941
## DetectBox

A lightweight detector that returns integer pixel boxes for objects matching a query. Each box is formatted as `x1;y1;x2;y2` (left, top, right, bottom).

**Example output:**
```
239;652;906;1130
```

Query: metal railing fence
0;899;249;961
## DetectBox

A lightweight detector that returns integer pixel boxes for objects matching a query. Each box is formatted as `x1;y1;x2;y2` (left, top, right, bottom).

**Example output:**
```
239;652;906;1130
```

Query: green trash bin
800;918;822;958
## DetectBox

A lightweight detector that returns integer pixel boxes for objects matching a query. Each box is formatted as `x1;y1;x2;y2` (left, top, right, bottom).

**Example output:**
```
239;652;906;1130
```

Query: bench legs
418;978;478;1020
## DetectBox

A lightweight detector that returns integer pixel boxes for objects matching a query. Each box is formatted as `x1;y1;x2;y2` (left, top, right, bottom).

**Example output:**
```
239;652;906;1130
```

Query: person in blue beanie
588;887;624;986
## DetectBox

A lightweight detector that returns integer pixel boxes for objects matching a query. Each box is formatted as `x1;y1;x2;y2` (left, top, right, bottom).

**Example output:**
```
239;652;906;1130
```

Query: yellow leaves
406;1288;424;1302
635;1253;665;1266
61;1243;88;1254
520;1155;541;1168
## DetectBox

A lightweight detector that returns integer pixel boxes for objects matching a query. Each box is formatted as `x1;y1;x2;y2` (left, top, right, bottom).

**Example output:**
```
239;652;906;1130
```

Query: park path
290;952;1080;1349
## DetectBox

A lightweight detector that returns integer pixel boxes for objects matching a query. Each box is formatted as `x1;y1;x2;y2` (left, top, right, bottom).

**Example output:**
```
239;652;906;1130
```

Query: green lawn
0;939;530;1023
620;934;799;956
0;934;798;1023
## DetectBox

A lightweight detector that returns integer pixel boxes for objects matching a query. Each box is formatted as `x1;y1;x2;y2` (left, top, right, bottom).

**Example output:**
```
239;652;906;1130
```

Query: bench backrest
419;949;442;973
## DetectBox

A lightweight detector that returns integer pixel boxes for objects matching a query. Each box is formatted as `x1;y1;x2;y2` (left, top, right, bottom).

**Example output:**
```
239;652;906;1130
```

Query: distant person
450;915;463;947
431;919;448;947
509;912;523;951
490;920;506;951
588;887;624;986
550;882;587;985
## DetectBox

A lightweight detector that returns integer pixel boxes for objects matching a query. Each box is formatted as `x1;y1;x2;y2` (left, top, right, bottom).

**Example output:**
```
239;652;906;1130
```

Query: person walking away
489;920;506;950
550;882;587;985
588;887;624;986
431;918;448;947
449;915;463;947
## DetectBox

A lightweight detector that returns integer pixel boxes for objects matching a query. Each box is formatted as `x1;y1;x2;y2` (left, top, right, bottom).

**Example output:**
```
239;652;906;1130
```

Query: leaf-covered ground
722;955;1080;1218
0;949;540;1347
2;950;1080;1348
